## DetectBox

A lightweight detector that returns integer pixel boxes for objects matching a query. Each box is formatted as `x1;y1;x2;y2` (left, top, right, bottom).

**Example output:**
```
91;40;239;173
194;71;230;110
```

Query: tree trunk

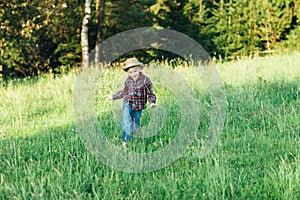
95;0;106;67
81;0;92;70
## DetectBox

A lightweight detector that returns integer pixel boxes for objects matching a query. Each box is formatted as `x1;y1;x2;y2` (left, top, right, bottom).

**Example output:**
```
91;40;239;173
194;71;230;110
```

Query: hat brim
122;63;144;71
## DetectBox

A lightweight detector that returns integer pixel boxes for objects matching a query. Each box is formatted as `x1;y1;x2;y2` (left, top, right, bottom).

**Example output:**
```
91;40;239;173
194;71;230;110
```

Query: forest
1;0;300;78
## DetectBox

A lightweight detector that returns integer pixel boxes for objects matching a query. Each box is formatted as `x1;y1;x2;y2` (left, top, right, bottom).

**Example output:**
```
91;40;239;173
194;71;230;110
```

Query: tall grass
0;52;299;199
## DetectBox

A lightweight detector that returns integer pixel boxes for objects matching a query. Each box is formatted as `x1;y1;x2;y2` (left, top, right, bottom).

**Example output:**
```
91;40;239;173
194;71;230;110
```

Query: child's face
127;66;141;81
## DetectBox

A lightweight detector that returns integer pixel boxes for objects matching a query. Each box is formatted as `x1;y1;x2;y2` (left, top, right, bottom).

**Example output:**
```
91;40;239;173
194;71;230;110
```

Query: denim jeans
121;102;142;142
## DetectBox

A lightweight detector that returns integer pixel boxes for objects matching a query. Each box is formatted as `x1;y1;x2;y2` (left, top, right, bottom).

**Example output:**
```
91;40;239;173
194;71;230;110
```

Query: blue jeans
121;102;142;142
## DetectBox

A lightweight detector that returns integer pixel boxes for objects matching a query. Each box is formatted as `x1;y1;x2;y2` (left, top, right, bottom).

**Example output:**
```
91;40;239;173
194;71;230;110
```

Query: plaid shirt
112;72;156;110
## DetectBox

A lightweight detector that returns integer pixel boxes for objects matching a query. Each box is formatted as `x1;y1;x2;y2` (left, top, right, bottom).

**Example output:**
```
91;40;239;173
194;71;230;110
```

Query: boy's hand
150;103;157;108
107;95;113;100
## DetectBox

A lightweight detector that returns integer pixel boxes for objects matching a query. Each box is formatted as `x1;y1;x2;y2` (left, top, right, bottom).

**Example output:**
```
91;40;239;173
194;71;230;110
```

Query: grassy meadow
0;53;299;199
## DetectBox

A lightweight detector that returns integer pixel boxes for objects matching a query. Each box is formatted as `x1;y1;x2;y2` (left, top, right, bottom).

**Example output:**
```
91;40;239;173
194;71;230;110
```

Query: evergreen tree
275;0;300;51
183;0;212;53
102;0;155;37
257;0;293;51
203;0;295;58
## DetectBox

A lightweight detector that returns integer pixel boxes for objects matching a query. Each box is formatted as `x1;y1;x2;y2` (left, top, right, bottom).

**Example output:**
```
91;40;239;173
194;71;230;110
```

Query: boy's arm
145;78;156;104
112;89;124;100
110;78;128;100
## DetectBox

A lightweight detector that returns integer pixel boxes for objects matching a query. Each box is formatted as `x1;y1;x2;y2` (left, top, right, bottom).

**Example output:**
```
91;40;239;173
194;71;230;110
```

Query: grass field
0;53;299;199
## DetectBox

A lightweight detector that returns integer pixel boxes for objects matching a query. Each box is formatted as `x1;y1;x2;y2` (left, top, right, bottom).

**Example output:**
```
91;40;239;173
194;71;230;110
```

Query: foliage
203;0;296;58
0;0;300;77
276;0;300;51
0;0;84;77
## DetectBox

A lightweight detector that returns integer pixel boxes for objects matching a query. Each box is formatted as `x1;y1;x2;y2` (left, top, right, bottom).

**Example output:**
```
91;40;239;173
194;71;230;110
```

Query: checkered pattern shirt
112;72;156;110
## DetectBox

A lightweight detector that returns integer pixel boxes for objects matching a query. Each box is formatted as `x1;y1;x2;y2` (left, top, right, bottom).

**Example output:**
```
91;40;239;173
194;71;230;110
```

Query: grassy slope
0;53;299;199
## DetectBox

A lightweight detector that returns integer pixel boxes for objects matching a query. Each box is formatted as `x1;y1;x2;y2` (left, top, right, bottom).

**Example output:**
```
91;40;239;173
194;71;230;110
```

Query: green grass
0;52;300;199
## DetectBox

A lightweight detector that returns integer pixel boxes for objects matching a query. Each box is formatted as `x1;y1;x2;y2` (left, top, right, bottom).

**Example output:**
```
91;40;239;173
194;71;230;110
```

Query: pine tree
201;0;295;58
257;0;292;51
205;0;245;58
275;0;300;51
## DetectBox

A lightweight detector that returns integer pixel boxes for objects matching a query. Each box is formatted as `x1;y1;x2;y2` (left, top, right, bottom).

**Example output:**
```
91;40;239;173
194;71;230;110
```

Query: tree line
1;0;299;78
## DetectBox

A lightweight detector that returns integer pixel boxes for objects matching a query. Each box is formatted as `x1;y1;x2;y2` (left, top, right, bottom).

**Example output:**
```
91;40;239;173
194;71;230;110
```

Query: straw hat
122;58;144;71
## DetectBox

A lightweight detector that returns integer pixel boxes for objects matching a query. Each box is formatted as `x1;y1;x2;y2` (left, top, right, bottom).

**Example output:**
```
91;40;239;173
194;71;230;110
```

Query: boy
107;58;157;148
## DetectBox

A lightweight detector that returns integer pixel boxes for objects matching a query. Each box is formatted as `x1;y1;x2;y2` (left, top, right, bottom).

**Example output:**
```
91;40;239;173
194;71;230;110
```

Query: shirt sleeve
112;89;123;100
145;77;156;104
112;79;128;100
